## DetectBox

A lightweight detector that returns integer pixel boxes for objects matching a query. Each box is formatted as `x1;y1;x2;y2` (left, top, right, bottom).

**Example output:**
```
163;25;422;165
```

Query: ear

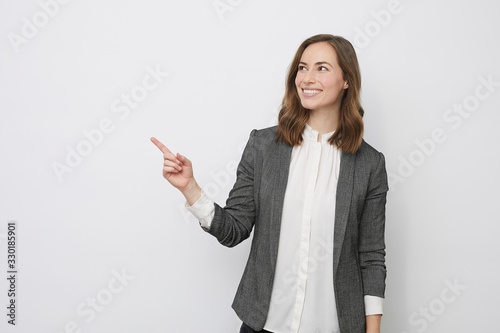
344;81;349;89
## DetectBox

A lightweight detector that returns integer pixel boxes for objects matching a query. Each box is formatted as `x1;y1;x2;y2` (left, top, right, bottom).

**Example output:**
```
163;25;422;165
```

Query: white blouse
185;123;383;333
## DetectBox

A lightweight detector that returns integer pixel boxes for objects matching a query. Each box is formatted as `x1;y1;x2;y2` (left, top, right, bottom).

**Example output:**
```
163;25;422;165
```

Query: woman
151;34;389;333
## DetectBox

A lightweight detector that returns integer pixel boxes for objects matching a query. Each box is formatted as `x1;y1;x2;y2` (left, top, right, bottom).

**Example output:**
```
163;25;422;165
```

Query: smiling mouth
302;89;322;96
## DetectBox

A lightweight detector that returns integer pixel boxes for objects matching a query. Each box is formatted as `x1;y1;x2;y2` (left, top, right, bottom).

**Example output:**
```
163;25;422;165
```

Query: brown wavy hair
275;34;364;153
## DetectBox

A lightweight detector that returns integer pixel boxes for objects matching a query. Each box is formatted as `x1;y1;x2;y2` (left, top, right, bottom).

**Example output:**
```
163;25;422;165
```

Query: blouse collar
303;122;335;143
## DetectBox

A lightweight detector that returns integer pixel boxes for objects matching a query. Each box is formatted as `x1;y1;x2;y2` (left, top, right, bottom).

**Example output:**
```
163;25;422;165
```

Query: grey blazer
202;125;389;332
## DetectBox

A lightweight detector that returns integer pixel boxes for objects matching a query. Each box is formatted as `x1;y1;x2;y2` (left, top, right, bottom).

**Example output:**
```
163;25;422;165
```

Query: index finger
150;137;172;155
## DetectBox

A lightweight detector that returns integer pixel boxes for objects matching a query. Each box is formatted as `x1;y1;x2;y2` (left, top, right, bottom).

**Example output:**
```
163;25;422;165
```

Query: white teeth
303;89;321;94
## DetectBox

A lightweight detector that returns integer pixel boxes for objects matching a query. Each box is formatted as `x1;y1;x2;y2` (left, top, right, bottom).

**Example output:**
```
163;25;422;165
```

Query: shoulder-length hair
275;34;364;153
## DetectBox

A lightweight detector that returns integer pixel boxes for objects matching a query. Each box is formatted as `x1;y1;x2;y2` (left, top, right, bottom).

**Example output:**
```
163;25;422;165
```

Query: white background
1;0;499;332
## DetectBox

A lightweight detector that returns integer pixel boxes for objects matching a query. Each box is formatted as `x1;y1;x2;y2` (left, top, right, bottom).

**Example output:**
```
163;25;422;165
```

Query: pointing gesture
150;137;195;193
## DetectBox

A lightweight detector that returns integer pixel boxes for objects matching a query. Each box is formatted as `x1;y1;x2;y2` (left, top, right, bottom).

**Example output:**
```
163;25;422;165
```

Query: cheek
294;74;301;88
323;76;345;92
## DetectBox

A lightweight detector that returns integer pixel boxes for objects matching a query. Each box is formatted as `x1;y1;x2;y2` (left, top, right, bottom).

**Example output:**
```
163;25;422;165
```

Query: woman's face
295;42;348;113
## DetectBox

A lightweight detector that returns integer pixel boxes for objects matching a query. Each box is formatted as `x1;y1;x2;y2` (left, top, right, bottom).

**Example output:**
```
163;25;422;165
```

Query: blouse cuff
184;189;215;229
364;295;384;316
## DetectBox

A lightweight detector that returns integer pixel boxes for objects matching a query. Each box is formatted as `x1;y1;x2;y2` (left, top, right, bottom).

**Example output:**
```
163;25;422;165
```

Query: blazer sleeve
201;129;257;248
358;151;389;298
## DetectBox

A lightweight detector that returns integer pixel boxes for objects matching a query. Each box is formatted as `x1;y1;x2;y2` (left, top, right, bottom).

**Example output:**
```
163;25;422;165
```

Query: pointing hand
150;137;194;192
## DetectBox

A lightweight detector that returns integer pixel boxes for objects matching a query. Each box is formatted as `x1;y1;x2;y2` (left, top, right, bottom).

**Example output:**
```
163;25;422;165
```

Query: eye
298;65;307;71
319;66;328;71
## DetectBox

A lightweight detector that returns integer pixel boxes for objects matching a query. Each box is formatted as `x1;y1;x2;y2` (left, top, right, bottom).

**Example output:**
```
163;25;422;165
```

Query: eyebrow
299;61;333;67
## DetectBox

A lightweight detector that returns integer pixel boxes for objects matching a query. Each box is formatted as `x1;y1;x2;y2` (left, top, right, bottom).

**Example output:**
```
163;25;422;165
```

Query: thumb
177;152;189;163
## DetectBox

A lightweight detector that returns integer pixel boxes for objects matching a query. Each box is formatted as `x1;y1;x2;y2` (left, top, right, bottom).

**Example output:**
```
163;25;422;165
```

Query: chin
301;102;317;110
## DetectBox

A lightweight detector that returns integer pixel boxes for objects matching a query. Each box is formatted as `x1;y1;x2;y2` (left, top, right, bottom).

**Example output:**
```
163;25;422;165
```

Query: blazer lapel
332;150;356;277
269;139;293;268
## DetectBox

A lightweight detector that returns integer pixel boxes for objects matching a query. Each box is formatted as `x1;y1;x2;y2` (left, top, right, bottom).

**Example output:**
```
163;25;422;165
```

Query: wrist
366;314;381;333
182;180;201;206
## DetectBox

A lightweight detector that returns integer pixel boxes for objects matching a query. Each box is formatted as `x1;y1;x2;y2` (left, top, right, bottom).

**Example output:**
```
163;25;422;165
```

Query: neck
307;105;340;137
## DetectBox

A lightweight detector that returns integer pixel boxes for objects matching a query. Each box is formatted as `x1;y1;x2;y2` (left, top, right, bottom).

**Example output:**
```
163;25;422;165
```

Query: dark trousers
239;322;273;333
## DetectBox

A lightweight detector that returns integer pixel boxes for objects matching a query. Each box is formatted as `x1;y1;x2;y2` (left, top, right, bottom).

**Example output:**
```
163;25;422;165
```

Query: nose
303;70;316;84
